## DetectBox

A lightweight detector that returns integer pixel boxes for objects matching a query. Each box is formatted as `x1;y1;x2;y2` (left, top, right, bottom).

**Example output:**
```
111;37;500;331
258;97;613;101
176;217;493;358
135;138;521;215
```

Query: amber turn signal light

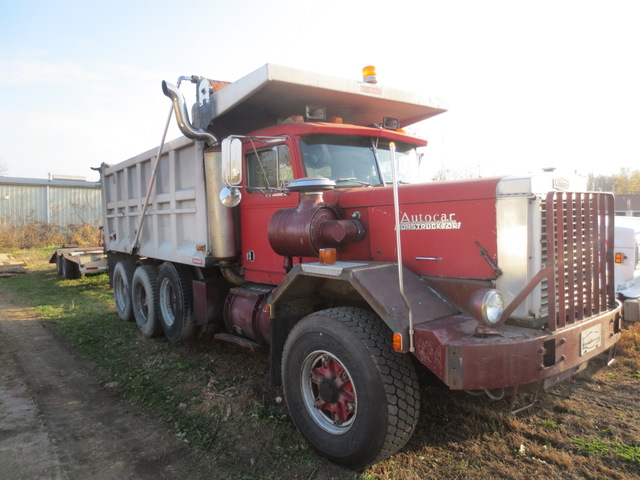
392;333;403;351
319;248;336;264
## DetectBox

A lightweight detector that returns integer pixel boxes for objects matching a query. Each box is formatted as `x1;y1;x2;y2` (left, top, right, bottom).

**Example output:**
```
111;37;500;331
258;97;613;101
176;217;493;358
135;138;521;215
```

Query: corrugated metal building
0;176;102;227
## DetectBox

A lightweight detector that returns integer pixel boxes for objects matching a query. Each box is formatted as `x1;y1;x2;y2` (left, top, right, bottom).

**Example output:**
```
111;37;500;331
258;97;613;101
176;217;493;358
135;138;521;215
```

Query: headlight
470;289;505;326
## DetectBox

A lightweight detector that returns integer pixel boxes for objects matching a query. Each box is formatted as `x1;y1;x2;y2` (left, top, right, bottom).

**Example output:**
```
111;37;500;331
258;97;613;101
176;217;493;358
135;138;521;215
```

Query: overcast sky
1;0;638;182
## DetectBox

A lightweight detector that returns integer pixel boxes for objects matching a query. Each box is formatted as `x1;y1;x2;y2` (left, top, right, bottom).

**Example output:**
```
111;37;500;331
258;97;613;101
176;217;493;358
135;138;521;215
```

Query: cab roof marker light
282;115;304;124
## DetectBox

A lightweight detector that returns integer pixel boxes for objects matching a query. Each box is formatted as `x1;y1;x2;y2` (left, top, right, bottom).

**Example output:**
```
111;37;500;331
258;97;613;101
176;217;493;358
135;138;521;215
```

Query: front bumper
412;303;622;391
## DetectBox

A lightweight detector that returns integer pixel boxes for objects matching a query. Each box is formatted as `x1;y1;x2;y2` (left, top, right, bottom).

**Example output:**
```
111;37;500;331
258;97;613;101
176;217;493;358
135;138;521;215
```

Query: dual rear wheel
113;260;195;342
131;265;162;337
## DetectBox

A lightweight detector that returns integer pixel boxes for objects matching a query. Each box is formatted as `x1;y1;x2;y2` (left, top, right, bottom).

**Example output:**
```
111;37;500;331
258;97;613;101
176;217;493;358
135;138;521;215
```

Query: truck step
213;333;262;351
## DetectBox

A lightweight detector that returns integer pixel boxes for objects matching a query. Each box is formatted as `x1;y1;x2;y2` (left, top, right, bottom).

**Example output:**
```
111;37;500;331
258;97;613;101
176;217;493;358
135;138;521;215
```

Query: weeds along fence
0;220;102;249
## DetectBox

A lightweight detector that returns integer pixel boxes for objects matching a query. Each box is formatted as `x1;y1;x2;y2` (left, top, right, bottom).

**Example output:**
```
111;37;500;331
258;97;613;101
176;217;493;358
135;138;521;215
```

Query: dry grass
0;221;102;248
617;325;640;370
68;223;102;246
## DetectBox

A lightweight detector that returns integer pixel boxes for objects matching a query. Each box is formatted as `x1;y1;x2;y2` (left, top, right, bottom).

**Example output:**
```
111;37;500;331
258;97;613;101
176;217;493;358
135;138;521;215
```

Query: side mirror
221;137;243;186
219;186;242;207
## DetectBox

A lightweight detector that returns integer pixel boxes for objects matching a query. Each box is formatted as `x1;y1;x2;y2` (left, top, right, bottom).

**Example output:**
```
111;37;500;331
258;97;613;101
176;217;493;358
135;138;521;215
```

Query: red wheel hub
309;355;356;426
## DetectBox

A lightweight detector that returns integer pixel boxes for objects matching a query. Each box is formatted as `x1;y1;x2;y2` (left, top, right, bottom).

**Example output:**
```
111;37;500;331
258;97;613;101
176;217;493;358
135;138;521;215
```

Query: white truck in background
614;215;640;321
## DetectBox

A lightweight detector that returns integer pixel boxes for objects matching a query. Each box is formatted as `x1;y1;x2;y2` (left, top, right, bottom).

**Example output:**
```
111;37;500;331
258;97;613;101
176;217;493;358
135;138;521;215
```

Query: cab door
239;143;299;284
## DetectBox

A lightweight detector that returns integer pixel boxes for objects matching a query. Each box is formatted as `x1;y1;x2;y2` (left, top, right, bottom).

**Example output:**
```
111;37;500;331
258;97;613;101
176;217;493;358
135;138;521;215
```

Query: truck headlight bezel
470;288;505;326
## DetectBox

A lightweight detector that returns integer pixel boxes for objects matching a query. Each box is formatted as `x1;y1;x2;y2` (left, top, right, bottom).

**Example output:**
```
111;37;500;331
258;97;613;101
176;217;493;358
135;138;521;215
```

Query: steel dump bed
101;137;214;266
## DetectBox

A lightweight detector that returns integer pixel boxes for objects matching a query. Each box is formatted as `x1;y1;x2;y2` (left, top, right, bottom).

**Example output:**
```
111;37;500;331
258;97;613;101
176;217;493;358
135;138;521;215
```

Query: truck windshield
300;134;422;186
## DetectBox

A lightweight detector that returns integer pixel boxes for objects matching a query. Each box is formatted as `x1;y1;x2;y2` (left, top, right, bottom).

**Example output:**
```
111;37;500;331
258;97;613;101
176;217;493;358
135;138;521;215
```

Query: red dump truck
100;64;622;469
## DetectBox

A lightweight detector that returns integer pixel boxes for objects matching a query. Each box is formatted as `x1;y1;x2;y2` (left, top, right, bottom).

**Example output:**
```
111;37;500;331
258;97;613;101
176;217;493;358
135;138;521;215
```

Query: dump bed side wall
102;137;211;266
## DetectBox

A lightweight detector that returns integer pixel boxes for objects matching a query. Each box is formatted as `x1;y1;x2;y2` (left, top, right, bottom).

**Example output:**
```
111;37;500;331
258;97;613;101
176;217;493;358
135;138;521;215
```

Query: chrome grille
541;192;615;330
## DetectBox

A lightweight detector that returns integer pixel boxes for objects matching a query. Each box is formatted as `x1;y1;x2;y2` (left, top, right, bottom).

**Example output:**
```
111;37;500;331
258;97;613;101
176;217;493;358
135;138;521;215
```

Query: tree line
433;166;640;195
587;168;640;194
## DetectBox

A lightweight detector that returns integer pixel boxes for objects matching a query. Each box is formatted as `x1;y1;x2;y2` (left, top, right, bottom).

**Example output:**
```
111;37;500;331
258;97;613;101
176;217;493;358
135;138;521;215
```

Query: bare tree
587;173;615;192
432;166;478;181
0;161;7;176
587;168;640;194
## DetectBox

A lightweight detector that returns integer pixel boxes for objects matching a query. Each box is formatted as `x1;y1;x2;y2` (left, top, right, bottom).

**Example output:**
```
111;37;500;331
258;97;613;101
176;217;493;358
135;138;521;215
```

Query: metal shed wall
0;178;102;227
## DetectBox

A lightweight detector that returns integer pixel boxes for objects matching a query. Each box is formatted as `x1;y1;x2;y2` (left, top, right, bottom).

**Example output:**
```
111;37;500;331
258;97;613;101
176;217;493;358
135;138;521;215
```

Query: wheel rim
159;277;176;327
134;283;148;323
300;350;357;435
114;275;126;311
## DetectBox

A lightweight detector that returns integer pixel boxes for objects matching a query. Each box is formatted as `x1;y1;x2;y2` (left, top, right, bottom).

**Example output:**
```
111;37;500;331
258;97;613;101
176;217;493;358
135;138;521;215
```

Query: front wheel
281;307;420;470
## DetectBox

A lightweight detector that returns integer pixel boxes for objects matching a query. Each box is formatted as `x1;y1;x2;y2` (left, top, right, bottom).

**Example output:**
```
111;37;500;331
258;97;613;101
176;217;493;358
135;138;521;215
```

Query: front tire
281;307;420;470
157;262;195;343
132;265;162;338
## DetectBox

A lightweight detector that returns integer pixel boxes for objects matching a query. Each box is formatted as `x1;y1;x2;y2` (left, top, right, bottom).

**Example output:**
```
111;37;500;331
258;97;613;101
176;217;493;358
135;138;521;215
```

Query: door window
246;145;293;193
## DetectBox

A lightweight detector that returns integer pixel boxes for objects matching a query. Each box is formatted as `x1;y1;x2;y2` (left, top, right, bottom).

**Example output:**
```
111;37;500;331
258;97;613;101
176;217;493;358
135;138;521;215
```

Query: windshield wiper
384;180;410;185
369;138;385;184
335;178;372;187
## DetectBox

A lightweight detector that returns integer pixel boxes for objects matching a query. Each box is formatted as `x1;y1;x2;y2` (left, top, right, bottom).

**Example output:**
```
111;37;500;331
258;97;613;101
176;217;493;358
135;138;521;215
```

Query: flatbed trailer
49;246;107;280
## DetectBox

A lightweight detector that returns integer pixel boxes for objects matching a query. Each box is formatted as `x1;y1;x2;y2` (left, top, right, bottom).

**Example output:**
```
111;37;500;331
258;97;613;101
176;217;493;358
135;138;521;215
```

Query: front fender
269;261;458;352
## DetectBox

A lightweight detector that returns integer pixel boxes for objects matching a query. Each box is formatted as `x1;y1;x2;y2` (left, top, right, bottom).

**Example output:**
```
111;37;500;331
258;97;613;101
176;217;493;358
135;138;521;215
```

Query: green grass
541;420;561;429
574;438;640;464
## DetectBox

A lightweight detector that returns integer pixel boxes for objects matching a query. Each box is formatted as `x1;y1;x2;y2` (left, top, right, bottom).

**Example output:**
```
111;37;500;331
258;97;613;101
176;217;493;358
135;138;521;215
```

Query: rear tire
56;254;63;275
113;261;136;321
132;265;162;337
157;262;195;343
62;258;81;280
281;307;420;470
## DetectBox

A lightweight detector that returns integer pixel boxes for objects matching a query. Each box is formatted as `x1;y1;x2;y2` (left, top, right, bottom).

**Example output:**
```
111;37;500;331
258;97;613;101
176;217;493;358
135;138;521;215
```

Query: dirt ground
0;298;207;480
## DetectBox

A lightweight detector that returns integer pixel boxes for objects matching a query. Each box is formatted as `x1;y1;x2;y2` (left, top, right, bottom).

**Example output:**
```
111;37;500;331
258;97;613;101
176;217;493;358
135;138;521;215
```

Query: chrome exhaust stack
162;80;217;146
